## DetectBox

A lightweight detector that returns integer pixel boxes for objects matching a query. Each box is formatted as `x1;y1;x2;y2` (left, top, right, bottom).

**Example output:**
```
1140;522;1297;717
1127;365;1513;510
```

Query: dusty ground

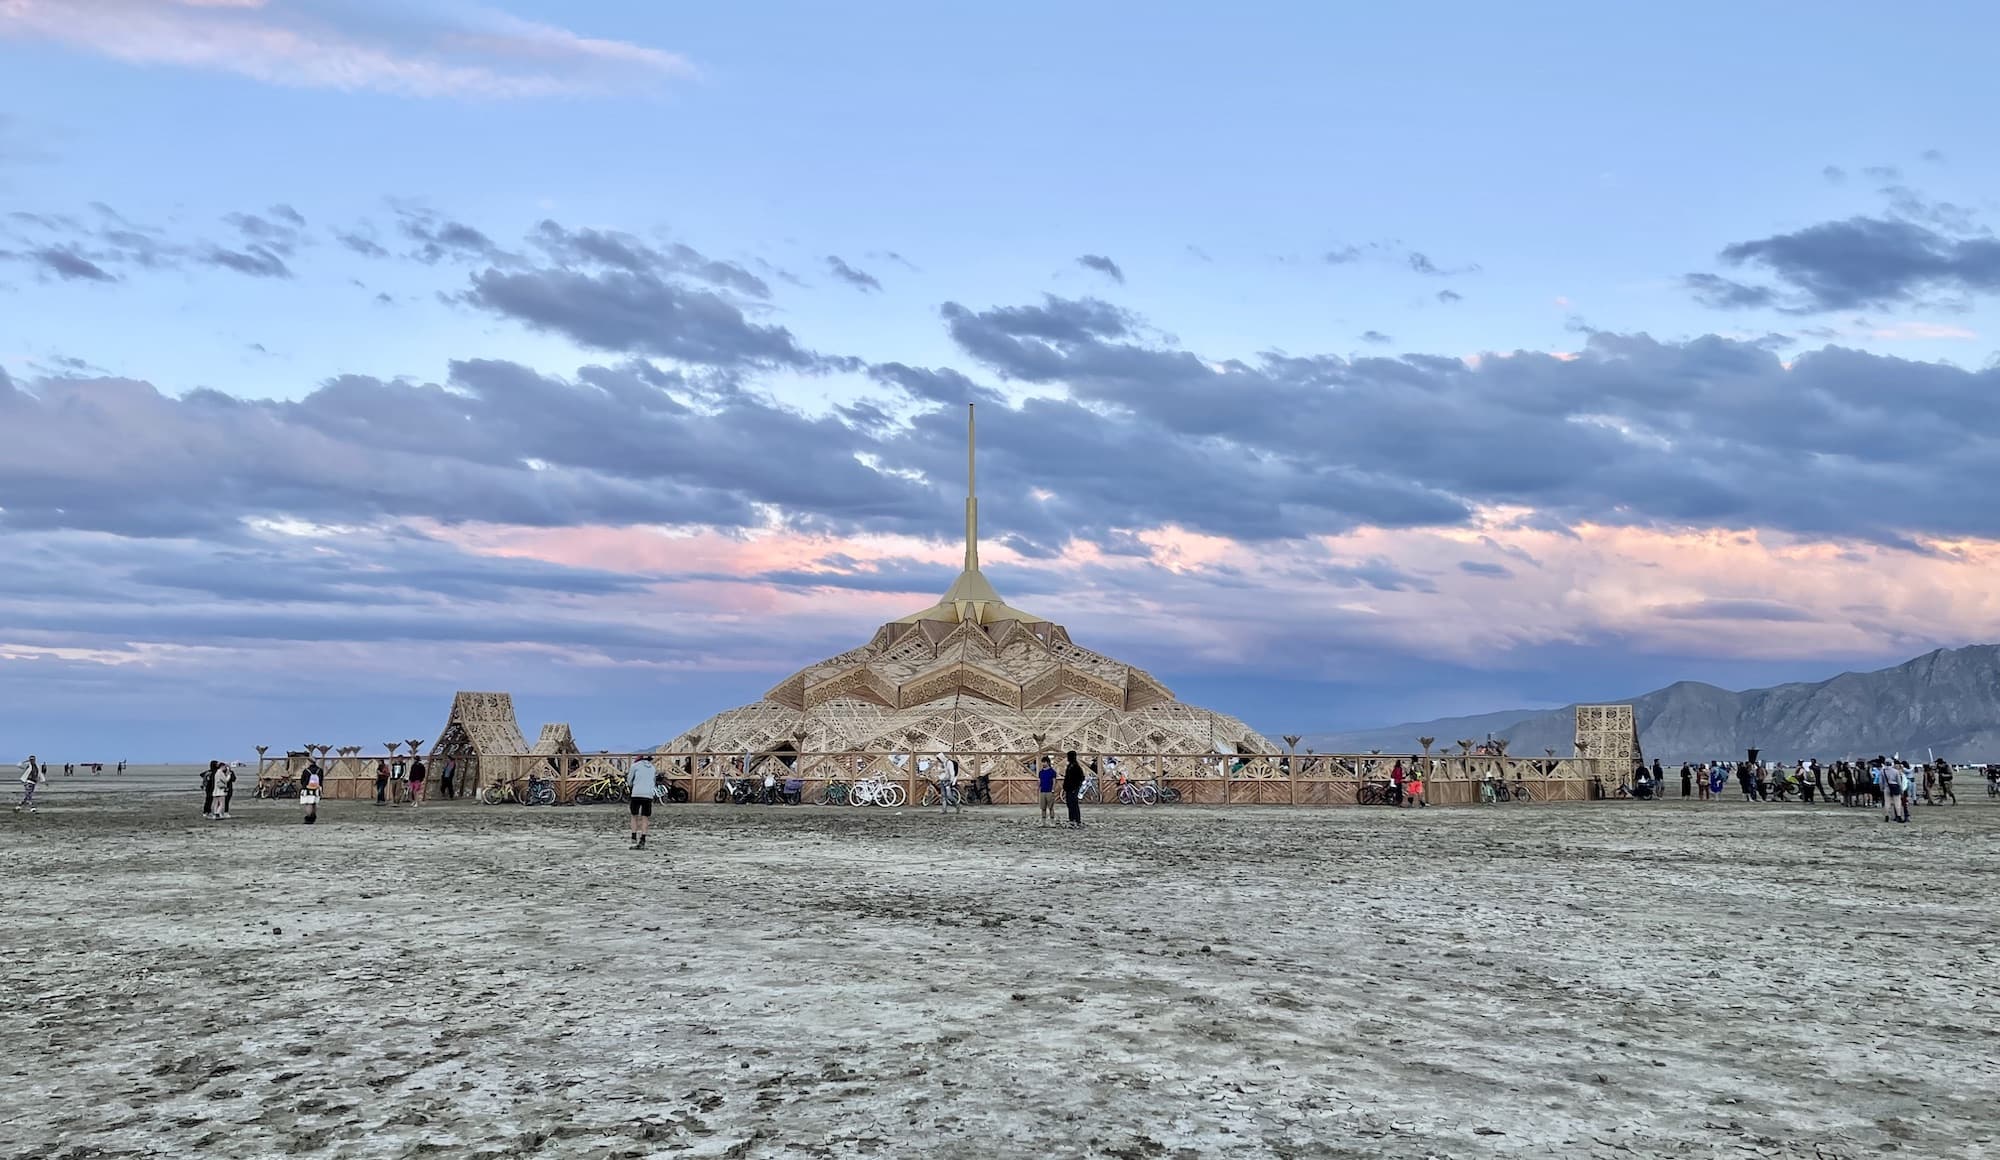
2;781;1995;1159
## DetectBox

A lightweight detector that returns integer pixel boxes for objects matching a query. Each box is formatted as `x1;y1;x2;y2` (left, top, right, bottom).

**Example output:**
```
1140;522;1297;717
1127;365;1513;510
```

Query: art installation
660;405;1274;760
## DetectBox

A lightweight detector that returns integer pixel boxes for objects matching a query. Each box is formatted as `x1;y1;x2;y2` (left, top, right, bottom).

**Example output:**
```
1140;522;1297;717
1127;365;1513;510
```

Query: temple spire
964;403;979;573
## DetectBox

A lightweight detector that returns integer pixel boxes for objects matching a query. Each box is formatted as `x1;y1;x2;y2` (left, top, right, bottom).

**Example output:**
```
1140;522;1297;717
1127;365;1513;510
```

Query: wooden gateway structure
1575;704;1642;776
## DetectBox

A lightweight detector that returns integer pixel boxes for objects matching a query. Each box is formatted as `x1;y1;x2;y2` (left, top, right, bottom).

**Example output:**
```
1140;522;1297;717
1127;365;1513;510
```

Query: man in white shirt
626;757;659;849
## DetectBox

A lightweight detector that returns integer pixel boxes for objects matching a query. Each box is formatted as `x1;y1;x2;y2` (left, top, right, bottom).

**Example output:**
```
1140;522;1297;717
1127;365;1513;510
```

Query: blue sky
4;1;2000;758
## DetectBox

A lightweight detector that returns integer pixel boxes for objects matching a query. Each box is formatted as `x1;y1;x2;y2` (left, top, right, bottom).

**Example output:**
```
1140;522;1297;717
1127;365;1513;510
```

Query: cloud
0;0;694;98
466;267;827;369
1822;165;1846;184
0;200;312;282
534;220;768;297
1683;272;1776;310
1458;561;1511;578
1358;330;1393;345
1436;289;1463;304
397;205;507;265
824;255;881;293
1707;215;2000;312
933;295;2000;546
1655;598;1817;623
1076;254;1125;284
23;245;116;282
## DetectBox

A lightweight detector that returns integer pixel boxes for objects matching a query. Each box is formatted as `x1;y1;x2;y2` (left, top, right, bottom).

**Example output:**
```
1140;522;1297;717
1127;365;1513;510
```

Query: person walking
1936;759;1957;805
1881;763;1906;823
300;762;324;825
374;758;391;806
408;756;427;806
1062;750;1086;829
626;756;658;848
1406;769;1427;808
16;755;44;812
935;751;960;814
1037;757;1058;825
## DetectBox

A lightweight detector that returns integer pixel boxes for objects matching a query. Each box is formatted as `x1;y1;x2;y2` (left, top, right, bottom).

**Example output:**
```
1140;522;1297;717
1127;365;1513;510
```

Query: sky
4;0;2000;759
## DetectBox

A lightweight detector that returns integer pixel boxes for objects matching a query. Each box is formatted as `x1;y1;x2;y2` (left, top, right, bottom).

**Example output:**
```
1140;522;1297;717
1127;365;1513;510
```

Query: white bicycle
849;776;906;807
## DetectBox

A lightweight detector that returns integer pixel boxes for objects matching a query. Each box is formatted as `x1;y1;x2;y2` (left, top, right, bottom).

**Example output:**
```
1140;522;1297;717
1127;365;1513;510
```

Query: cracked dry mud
3;788;1995;1158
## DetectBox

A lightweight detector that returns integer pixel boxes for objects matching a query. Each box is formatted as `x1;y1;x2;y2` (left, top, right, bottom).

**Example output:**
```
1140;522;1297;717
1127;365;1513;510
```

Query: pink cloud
0;0;693;98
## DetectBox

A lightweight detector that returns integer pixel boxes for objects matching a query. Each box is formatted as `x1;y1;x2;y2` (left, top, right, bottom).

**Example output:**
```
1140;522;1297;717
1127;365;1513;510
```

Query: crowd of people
1626;755;1981;821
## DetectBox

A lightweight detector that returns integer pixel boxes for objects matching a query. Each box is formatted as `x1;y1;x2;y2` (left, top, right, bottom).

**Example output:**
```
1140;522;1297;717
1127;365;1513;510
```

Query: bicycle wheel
878;784;905;807
1139;784;1159;805
713;784;730;803
821;782;848;806
1118;784;1138;805
530;783;556;806
920;789;940;807
481;785;506;805
1157;785;1180;804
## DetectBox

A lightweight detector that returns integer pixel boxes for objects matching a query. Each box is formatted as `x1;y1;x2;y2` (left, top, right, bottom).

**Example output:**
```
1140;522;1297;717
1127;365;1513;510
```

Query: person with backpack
16;755;45;812
300;761;325;825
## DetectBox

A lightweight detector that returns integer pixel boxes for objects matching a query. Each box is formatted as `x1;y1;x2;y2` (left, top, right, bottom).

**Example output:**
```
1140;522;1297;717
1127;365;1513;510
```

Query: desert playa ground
3;774;1995;1159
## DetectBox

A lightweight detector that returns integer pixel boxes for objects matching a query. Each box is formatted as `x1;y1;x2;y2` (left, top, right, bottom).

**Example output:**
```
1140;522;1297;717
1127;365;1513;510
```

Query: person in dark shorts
627;757;659;848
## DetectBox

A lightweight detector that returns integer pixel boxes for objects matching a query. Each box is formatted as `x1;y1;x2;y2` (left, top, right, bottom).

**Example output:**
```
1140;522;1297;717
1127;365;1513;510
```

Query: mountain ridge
1305;644;2000;761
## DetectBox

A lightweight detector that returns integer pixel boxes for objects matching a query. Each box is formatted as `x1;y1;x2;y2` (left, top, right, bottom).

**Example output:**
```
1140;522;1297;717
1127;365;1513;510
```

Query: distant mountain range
1306;644;2000;762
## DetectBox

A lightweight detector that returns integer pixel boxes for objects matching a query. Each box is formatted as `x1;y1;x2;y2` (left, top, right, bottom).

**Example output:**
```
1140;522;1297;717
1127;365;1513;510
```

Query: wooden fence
257;751;1610;807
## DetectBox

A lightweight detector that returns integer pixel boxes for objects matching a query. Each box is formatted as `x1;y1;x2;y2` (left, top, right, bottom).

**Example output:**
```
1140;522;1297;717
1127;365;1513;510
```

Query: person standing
16;755;44;812
374;758;391;807
209;762;233;819
439;756;456;801
626;756;658;848
1037;757;1058;825
1679;763;1693;799
1062;750;1086;829
202;760;219;819
408;756;427;806
1881;763;1905;823
1389;760;1406;807
1406;769;1427;808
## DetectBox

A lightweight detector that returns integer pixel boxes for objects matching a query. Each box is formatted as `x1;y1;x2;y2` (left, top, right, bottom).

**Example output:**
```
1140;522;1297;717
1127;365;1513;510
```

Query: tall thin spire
964;402;979;573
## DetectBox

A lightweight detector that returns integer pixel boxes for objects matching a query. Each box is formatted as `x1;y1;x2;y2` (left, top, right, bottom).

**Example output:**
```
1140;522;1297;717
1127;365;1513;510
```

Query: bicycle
819;779;850;806
574;771;627;805
482;774;556;806
850;777;905;807
919;778;962;809
1357;781;1396;806
1116;773;1157;805
253;776;298;800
